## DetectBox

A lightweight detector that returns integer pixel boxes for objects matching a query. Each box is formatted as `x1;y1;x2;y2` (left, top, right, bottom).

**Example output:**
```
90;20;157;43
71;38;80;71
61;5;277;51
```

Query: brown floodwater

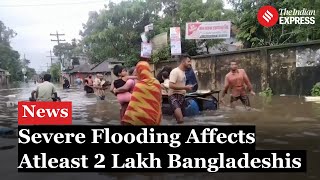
0;83;319;180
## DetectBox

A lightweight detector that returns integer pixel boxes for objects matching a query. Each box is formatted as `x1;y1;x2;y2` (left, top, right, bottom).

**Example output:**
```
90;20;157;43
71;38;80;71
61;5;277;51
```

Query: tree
26;67;36;79
0;21;17;46
49;63;61;83
79;0;236;65
0;20;23;82
22;56;31;66
53;43;74;60
228;0;320;48
0;44;22;81
80;1;157;65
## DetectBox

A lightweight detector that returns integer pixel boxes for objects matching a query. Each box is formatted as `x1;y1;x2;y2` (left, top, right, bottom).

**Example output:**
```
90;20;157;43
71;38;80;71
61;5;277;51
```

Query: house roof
103;58;123;64
90;60;111;73
68;63;92;74
90;58;123;73
0;68;7;72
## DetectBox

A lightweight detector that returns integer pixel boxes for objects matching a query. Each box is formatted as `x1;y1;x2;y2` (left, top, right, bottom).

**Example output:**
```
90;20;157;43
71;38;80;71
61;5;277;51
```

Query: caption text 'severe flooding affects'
18;128;256;148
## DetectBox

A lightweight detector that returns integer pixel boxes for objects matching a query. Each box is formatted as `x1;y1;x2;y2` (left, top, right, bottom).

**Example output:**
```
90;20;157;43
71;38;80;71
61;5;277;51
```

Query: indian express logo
257;5;316;27
279;8;315;25
262;10;274;23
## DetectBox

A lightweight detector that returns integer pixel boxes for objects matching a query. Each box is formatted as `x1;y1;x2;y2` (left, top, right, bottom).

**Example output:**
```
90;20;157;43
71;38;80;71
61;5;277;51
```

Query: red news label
18;102;72;125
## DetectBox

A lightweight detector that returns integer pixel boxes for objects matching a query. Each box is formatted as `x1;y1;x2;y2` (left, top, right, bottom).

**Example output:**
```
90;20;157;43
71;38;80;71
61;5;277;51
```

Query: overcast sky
0;0;232;73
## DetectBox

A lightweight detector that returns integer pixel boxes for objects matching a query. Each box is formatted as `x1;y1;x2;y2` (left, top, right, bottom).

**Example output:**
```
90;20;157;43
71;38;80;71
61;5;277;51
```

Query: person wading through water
110;66;136;121
30;74;60;102
221;61;256;110
84;75;94;93
93;74;107;100
168;54;193;124
63;77;70;89
122;61;162;125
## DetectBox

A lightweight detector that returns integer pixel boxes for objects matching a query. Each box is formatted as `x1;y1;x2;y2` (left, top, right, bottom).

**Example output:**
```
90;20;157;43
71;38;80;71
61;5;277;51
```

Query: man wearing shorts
221;61;255;109
169;54;193;124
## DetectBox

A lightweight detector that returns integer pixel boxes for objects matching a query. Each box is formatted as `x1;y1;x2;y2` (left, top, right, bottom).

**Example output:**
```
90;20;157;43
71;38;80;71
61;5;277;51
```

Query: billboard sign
186;21;231;39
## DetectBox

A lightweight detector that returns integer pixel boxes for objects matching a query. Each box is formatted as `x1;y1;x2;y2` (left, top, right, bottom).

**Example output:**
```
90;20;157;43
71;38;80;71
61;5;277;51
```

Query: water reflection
0;83;319;180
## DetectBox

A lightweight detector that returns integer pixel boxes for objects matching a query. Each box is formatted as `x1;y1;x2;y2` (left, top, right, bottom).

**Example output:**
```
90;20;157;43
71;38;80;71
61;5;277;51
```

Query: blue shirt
185;68;198;92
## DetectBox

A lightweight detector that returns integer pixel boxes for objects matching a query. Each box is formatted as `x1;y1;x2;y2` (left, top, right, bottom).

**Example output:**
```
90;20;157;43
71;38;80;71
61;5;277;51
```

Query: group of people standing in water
105;54;255;125
108;54;199;125
82;73;110;100
31;53;255;126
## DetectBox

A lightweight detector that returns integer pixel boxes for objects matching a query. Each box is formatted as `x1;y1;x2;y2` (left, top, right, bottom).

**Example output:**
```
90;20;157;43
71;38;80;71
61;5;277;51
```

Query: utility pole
50;31;66;83
50;31;65;66
46;50;55;66
50;31;65;45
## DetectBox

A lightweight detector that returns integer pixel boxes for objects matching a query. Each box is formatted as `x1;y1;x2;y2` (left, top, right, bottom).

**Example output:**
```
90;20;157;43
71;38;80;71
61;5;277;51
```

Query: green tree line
0;21;36;82
54;0;320;66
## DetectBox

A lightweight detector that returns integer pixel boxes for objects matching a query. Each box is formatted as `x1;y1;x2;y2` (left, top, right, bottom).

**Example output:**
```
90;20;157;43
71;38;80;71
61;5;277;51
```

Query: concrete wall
153;40;320;96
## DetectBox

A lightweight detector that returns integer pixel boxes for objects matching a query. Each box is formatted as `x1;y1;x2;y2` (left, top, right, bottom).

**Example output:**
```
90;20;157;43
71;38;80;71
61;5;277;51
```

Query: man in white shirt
168;54;193;124
31;74;59;101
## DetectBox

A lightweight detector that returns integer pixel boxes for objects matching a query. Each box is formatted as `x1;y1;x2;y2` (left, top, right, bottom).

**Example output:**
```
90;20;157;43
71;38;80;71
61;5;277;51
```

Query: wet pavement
0;83;319;180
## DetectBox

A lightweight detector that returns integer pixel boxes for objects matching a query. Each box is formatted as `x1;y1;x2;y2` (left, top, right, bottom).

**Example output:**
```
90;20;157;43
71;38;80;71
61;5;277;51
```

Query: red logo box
18;102;72;125
257;5;279;28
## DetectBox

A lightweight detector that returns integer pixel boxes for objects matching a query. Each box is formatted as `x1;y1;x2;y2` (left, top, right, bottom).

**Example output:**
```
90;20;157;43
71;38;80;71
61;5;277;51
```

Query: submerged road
0;83;319;180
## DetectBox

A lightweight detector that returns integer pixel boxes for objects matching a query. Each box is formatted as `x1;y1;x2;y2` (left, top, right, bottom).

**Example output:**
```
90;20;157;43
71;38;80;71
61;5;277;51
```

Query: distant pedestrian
84;75;94;93
63;78;70;89
75;76;82;88
93;74;107;100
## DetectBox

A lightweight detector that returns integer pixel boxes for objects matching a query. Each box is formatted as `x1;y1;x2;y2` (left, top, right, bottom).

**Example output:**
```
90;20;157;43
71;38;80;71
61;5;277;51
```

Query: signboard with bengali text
186;21;231;39
170;27;182;55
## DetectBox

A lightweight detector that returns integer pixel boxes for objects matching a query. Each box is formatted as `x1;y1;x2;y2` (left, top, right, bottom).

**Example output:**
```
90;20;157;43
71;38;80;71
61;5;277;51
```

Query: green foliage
0;21;17;46
0;21;38;82
259;87;273;105
79;0;235;65
26;67;36;79
151;46;171;63
259;87;273;97
80;0;155;64
311;82;320;96
50;63;61;83
228;0;320;48
0;43;23;82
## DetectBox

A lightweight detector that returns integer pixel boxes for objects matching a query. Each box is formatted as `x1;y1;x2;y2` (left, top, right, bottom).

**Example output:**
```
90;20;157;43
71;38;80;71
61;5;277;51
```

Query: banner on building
170;27;181;40
141;42;152;58
186;21;231;39
141;32;148;43
169;27;181;55
170;40;182;55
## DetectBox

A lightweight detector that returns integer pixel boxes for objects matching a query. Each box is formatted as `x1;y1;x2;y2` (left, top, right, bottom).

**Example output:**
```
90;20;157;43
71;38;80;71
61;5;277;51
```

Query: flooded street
0;83;319;180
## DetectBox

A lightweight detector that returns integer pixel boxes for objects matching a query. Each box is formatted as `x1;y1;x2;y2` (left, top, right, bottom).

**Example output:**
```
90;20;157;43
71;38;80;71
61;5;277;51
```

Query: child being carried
111;65;137;120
